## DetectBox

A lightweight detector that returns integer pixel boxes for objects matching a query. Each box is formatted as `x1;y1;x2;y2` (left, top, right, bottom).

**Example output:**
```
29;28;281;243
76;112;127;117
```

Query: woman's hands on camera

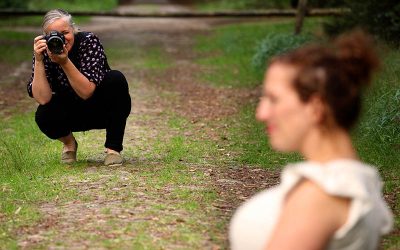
33;35;47;62
47;45;68;65
33;35;68;65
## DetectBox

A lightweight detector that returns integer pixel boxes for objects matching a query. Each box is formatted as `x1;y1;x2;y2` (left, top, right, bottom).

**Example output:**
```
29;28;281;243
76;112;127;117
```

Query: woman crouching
27;9;131;166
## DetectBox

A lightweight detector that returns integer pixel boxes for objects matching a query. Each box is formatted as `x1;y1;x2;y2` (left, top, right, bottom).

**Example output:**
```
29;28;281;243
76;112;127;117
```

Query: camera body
44;30;65;54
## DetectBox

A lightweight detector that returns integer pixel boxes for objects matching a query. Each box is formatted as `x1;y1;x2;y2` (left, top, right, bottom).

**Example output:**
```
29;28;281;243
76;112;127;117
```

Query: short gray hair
42;9;79;34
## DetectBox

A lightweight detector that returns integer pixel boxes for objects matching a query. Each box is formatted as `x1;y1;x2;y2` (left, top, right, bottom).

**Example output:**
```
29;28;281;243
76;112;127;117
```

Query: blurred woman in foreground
229;30;393;250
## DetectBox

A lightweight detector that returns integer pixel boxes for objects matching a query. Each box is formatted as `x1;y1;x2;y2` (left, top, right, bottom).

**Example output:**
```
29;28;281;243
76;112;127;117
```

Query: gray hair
42;9;79;34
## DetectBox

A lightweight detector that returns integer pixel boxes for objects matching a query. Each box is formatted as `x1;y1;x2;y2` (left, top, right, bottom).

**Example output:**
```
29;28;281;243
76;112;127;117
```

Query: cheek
65;36;74;50
270;104;311;151
65;35;74;44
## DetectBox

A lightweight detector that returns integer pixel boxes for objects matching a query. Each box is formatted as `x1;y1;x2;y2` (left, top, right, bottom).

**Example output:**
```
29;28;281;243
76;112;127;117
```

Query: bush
252;33;313;73
293;0;345;8
0;0;28;9
197;0;345;10
324;0;400;46
354;50;400;167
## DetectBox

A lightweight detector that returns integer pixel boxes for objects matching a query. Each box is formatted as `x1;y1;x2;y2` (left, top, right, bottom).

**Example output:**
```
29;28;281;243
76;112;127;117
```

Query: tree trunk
294;0;307;35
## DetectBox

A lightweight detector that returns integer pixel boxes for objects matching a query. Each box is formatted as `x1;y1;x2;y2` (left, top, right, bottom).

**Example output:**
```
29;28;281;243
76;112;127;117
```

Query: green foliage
0;0;118;11
252;33;314;76
196;20;293;88
324;0;400;46
27;0;118;11
0;16;43;27
195;18;322;88
227;104;302;168
0;0;28;9
353;50;400;169
0;30;35;65
196;0;344;10
140;47;172;70
0;113;82;247
0;114;66;206
196;19;399;173
299;0;345;8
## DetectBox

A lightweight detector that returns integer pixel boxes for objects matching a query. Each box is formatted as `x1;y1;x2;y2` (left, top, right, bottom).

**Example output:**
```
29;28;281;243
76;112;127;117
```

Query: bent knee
105;70;129;90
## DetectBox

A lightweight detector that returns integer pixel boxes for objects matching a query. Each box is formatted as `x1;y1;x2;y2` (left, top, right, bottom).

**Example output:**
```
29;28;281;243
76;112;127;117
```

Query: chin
272;146;291;153
270;140;295;153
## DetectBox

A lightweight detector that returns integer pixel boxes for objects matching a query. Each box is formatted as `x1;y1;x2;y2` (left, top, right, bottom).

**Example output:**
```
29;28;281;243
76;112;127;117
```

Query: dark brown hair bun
335;29;380;89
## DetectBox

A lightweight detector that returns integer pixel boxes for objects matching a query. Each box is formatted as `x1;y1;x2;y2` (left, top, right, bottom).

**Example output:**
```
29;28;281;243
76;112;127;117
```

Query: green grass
353;50;400;247
0;30;35;65
355;50;400;172
1;15;397;248
148;130;219;166
0;16;43;27
195;19;399;249
0;113;220;247
195;18;324;88
195;18;399;170
140;47;173;70
0;113;78;247
225;104;302;168
194;19;318;166
105;40;173;72
0;15;222;248
353;49;400;171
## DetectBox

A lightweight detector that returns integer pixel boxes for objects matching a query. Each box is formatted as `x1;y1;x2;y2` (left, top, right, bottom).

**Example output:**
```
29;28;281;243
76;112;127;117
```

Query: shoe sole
61;159;77;164
106;163;123;167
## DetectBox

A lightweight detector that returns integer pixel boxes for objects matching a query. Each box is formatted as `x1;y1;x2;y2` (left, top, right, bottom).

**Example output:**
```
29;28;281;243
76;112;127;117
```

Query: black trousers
35;70;131;152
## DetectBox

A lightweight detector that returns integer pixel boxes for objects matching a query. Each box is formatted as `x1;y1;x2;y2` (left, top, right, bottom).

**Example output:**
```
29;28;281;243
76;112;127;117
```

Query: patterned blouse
27;32;111;99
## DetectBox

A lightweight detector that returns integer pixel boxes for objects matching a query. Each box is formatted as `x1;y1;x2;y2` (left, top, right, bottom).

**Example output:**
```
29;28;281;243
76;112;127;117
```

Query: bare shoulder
286;179;350;226
266;179;350;250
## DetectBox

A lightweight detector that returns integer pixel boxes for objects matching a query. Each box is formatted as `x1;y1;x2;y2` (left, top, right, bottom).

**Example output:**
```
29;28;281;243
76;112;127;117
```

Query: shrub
0;0;28;9
355;51;400;167
196;0;345;10
252;33;313;74
324;0;400;46
293;0;345;8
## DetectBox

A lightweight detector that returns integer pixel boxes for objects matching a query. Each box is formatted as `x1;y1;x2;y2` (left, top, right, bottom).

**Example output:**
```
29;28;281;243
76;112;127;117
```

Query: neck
300;126;358;163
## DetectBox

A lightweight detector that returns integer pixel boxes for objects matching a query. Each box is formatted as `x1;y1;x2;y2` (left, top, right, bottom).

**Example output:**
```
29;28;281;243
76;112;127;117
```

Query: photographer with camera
27;9;131;166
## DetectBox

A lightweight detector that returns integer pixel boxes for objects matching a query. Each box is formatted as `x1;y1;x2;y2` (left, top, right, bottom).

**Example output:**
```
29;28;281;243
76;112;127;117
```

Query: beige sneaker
61;141;78;164
104;152;123;166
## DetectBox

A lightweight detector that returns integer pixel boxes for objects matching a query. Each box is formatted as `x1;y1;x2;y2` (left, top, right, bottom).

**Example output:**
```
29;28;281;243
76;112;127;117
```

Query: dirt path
3;3;281;249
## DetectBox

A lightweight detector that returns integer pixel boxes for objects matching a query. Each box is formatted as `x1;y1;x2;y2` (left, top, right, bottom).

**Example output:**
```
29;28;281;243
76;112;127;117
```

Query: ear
308;95;327;125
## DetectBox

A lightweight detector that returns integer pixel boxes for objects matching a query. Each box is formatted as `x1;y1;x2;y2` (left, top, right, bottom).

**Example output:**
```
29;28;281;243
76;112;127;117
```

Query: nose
255;99;270;122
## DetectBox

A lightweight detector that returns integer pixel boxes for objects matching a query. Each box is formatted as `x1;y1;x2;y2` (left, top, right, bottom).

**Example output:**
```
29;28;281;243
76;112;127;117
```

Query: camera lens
45;31;65;54
47;36;64;54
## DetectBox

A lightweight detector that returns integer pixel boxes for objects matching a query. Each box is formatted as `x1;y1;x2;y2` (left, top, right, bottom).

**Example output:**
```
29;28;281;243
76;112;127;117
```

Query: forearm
31;60;53;105
61;59;96;100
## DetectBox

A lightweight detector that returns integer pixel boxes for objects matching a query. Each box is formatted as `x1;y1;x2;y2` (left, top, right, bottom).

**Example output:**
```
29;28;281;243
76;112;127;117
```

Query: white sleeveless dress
229;159;393;250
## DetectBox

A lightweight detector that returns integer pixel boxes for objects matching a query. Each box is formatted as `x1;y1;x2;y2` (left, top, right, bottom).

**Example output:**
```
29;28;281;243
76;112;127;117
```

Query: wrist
35;56;44;63
59;57;70;67
34;59;44;66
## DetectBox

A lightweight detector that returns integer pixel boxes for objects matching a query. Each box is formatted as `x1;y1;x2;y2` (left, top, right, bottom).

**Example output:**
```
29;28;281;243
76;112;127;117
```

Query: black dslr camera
44;30;65;54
